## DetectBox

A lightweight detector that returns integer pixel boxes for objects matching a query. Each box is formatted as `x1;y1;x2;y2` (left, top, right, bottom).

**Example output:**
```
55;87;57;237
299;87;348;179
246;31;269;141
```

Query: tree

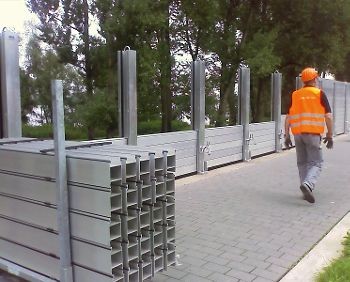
174;0;280;125
270;0;350;111
23;34;84;125
27;0;98;138
94;0;175;132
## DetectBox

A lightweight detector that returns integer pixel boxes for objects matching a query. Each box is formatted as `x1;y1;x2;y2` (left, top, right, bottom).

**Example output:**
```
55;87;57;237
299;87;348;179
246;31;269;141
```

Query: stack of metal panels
0;138;175;282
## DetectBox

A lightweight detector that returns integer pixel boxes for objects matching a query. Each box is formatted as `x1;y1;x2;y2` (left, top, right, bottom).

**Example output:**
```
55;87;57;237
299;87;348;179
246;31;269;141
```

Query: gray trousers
294;134;323;189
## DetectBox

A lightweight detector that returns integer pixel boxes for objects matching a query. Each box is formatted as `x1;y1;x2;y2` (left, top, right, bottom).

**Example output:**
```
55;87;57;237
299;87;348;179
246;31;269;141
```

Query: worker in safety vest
284;67;333;203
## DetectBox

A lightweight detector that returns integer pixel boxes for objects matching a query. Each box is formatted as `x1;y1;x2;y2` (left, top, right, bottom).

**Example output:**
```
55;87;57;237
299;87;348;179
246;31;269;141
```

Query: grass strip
316;231;350;282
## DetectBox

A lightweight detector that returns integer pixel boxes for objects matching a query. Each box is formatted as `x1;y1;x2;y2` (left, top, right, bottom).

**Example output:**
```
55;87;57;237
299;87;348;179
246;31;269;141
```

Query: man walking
284;67;333;203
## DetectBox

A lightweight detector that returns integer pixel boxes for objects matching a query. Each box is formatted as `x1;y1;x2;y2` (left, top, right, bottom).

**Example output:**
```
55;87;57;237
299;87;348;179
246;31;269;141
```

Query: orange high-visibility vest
289;87;326;134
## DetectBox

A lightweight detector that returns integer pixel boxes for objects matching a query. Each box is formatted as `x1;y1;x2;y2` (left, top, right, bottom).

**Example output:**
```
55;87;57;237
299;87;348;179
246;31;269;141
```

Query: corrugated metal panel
0;217;114;275
0;172;112;217
138;131;196;146
0;195;111;246
204;126;243;168
138;130;196;176
0;149;112;188
321;79;335;110
250;122;275;157
0;239;113;282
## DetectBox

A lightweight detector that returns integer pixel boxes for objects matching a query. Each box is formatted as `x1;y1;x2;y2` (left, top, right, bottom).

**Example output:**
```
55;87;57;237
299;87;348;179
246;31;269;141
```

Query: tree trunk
83;0;94;139
216;64;237;126
255;78;263;122
159;0;172;132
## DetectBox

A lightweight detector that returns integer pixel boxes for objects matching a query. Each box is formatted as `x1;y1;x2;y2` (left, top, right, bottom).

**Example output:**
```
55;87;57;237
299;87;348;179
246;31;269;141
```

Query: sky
0;0;36;33
0;0;39;65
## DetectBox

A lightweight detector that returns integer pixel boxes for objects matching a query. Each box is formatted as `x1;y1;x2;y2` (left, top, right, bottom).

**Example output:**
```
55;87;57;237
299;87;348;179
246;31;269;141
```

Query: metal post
272;72;282;152
191;60;206;173
239;67;251;161
343;82;347;134
295;75;302;90
51;80;74;282
346;83;349;134
118;48;137;145
332;81;336;136
0;30;22;138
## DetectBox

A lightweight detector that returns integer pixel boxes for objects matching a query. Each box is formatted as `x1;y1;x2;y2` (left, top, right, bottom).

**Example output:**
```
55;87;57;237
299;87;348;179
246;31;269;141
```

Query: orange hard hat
301;67;318;82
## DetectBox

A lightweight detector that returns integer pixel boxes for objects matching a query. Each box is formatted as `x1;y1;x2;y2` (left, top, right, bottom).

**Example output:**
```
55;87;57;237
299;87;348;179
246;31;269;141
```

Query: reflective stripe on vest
289;113;325;119
290;120;325;128
289;87;326;134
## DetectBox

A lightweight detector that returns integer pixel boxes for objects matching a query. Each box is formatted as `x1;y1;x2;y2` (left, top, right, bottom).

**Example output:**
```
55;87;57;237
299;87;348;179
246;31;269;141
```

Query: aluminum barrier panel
281;115;295;150
321;79;335;110
204;126;243;168
250;121;276;157
138;130;197;176
0;139;176;282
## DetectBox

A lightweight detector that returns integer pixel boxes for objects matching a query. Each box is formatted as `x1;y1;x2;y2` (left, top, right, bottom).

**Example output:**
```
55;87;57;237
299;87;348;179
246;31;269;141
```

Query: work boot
300;183;315;203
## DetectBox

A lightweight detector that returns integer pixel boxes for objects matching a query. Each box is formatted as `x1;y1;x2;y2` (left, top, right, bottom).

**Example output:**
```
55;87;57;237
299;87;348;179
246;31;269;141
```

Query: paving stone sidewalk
150;135;350;282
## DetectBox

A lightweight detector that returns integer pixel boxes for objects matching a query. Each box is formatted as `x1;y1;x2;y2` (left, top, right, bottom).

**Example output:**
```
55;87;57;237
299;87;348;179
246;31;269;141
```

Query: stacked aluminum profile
0;138;175;282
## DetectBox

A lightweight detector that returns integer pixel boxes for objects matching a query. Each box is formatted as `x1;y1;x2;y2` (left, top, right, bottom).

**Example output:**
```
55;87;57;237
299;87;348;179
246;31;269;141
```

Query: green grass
138;119;191;135
316;232;350;282
23;124;93;140
22;120;191;141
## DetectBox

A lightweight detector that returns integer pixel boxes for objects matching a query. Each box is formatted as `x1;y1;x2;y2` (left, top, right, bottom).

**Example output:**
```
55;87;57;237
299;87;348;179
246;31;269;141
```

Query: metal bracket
246;133;256;145
200;141;211;155
278;129;283;140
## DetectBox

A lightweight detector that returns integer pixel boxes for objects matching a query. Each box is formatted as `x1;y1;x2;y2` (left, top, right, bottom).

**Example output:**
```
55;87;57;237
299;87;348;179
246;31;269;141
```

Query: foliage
21;34;85;124
138;119;191;135
22;124;91;140
270;0;350;112
23;0;350;134
74;89;118;137
316;232;350;282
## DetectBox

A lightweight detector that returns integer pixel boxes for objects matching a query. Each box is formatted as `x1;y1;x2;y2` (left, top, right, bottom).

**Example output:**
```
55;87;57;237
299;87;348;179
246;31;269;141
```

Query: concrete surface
280;212;350;282
150;134;350;282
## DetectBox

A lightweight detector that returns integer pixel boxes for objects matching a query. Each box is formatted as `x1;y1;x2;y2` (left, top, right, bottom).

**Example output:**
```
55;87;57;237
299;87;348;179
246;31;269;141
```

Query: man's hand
323;136;333;149
284;135;293;149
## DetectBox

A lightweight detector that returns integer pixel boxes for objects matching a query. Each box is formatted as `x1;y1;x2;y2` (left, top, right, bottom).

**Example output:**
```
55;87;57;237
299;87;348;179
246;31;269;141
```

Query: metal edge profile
0;195;111;246
0;149;113;188
0;216;113;275
0;258;55;282
0;173;112;217
0;239;113;282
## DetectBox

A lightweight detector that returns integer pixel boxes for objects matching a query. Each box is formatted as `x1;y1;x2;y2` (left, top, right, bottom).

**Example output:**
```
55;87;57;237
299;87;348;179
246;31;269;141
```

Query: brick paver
150;135;350;281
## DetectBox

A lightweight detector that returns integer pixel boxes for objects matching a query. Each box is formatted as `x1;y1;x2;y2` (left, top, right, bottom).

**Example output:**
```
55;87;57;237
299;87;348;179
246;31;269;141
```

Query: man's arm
284;114;293;148
320;91;333;137
325;113;333;137
284;114;291;137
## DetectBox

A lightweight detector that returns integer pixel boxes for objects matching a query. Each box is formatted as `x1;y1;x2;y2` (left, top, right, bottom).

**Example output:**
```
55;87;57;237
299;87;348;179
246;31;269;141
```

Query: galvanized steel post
272;72;282;152
239;67;251;161
51;80;74;282
0;30;22;138
295;75;302;90
191;60;206;173
118;49;137;145
332;81;336;136
346;83;349;134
